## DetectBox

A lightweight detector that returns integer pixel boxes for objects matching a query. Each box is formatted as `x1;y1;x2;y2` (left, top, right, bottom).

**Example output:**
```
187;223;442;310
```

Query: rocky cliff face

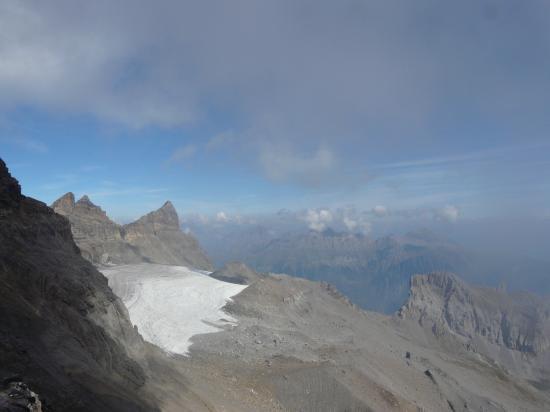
52;194;212;270
399;272;550;355
0;159;154;412
52;193;140;265
398;272;550;388
123;201;212;269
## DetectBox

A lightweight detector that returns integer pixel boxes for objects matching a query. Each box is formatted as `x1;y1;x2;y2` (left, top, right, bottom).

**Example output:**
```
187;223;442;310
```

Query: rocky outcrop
209;262;264;284
52;194;212;270
0;159;155;411
123;201;212;269
0;379;42;412
52;192;141;265
399;272;550;355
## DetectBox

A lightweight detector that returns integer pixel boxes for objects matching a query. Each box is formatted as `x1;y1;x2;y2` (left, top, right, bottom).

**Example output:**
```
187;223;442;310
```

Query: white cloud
1;0;548;198
216;211;229;223
305;208;333;231
436;205;460;222
372;205;388;217
342;216;358;231
341;210;371;234
0;1;546;143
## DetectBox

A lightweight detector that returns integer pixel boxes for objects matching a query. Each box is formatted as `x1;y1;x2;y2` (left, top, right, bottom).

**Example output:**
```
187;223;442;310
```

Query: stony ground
107;263;550;411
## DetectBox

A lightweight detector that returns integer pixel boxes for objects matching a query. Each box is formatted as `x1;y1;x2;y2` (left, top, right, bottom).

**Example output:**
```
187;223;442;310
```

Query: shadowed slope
0;158;156;412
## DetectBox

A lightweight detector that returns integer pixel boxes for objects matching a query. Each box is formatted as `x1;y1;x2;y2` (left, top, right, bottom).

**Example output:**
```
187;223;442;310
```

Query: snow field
101;264;247;355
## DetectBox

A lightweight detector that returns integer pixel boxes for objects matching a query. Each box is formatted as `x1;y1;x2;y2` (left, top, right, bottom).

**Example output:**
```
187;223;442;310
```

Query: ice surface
100;263;247;355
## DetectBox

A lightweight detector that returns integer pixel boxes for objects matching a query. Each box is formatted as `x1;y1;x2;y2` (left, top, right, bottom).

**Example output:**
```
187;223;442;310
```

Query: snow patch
100;263;247;355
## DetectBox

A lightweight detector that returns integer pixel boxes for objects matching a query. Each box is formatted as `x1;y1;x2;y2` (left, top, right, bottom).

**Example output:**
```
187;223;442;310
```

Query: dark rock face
0;379;42;412
0;159;155;412
209;262;264;285
52;194;212;270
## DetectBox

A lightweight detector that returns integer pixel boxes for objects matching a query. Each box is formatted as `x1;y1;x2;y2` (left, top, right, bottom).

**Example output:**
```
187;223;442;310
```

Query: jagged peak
410;271;462;287
73;194;114;222
128;200;180;229
160;200;176;213
77;194;94;205
59;192;75;203
51;192;76;215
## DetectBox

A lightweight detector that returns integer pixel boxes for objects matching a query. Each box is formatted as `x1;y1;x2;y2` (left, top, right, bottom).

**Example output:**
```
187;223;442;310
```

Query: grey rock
399;272;550;355
52;194;212;270
209;262;264;285
123;201;212;269
398;272;550;386
181;266;550;411
0;158;155;412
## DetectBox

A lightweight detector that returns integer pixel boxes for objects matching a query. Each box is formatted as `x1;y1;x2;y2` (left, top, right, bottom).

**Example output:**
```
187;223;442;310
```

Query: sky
1;0;550;226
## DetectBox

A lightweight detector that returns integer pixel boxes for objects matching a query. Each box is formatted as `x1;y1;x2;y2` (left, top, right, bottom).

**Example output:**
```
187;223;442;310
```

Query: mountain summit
123;201;212;268
51;193;212;269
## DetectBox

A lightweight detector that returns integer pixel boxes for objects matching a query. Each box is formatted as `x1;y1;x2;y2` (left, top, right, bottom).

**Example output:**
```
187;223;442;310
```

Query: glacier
101;263;247;355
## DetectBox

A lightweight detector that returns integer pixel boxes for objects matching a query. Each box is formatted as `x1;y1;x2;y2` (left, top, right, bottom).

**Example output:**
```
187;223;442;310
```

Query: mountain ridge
52;192;212;270
398;271;550;384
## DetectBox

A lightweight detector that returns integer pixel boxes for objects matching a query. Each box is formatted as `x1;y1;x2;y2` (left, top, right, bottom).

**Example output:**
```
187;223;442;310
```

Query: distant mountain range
52;192;212;270
247;228;469;312
191;224;550;313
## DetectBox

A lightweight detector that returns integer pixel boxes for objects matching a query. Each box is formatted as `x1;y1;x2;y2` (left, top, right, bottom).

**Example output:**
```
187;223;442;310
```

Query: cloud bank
1;1;549;183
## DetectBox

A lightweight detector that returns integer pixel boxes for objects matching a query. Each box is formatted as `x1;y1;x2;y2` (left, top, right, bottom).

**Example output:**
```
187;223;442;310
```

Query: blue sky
1;1;550;223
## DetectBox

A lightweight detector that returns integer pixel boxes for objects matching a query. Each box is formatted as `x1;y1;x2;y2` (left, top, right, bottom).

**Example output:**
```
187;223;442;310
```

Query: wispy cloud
166;144;197;165
41;173;79;191
1;136;48;153
260;145;336;187
377;143;550;170
206;131;235;151
86;187;169;198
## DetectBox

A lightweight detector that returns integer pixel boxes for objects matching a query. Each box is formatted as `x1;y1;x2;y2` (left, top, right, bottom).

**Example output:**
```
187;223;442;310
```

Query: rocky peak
50;191;212;269
156;200;179;225
76;194;97;209
74;194;111;220
51;192;75;216
0;158;22;207
130;200;180;230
